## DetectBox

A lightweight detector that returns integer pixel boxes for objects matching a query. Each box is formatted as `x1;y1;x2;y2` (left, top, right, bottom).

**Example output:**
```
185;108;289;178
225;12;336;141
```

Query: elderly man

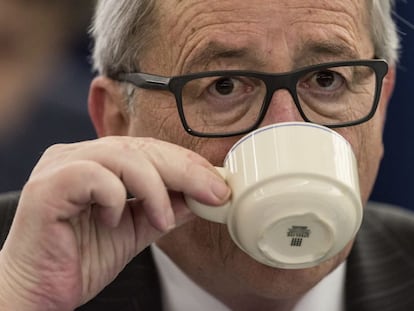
0;0;413;310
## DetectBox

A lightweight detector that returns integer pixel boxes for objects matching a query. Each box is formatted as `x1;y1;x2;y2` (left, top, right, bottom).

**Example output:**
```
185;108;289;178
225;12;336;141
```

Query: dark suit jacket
1;192;413;310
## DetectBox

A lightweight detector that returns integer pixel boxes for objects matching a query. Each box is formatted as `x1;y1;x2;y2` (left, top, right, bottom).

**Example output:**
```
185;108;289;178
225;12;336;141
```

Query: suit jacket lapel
345;203;414;311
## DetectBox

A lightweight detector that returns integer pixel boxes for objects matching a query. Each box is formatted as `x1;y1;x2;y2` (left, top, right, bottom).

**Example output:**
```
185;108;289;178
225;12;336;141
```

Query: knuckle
35;160;102;188
22;176;46;195
58;161;102;180
42;143;69;157
96;136;153;155
182;161;208;185
185;149;211;167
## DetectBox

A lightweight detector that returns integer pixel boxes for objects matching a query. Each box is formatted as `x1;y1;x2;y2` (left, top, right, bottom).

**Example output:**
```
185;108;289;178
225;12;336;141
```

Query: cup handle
184;167;231;224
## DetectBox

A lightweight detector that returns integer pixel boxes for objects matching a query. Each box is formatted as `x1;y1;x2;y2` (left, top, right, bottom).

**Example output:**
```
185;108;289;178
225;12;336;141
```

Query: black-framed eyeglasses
110;59;388;138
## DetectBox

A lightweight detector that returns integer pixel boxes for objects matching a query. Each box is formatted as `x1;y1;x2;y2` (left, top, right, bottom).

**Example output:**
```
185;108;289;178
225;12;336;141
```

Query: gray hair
91;0;400;76
369;0;400;64
91;0;157;76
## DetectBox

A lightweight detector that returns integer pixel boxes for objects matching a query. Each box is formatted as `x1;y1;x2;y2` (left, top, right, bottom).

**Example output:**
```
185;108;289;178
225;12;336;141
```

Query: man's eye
310;70;345;91
214;77;235;95
206;76;256;98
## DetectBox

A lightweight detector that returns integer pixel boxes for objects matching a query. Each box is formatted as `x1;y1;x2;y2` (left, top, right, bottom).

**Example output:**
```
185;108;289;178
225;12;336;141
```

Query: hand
0;136;230;311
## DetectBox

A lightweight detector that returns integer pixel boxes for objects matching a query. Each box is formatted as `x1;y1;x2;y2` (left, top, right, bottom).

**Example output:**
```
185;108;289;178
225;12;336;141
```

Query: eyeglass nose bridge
260;72;309;123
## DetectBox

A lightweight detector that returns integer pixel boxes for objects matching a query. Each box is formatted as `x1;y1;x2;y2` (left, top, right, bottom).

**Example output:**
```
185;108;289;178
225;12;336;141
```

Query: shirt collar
151;243;345;311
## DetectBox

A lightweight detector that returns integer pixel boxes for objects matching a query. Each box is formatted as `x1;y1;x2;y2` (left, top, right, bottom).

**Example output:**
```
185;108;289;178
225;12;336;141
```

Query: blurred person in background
0;0;96;191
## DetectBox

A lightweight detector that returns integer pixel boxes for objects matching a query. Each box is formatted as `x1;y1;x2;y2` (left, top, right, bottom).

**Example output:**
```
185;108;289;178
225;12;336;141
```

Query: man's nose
259;89;304;127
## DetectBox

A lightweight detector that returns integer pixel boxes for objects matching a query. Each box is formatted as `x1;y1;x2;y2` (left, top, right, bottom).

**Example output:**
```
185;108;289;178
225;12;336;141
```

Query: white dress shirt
151;244;345;311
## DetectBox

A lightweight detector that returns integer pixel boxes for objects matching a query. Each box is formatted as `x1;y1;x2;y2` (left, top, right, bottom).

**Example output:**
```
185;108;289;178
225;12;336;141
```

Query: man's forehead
153;0;370;74
160;0;367;30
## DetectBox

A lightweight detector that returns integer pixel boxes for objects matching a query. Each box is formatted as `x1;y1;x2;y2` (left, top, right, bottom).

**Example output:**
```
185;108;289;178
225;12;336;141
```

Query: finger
126;191;195;250
121;156;176;232
33;138;230;232
168;191;196;226
110;144;229;231
69;138;230;205
21;160;127;227
114;138;231;204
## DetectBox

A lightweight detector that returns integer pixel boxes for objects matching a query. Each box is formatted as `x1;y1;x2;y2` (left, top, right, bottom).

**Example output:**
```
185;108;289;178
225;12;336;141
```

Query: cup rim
224;122;352;163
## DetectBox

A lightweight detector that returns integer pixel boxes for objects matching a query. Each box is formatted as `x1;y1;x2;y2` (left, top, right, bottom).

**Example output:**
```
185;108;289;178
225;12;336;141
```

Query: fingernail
163;209;176;232
211;179;231;202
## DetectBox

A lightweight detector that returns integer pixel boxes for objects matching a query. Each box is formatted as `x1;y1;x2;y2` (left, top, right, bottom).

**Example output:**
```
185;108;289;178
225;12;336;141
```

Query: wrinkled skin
0;0;395;311
126;1;395;308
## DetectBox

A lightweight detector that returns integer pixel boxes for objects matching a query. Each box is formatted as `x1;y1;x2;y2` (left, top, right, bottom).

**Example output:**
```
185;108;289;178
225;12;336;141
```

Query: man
0;0;413;310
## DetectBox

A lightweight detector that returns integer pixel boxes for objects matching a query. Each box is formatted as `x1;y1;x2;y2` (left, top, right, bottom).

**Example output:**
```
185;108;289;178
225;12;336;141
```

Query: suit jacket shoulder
0;191;19;248
346;202;414;311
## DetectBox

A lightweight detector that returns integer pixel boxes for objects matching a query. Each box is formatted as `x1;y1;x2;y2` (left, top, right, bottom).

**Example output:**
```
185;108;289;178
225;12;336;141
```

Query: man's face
107;0;394;301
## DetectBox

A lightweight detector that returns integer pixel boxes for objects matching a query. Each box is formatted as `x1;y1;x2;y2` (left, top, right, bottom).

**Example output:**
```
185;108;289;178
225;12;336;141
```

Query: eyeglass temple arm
116;72;170;90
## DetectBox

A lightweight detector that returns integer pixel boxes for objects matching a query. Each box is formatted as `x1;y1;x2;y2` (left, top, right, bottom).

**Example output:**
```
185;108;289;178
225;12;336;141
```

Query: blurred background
0;0;96;191
370;1;414;210
0;1;413;212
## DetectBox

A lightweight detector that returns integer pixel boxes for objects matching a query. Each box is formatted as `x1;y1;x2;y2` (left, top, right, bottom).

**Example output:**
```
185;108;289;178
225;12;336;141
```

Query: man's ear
88;76;130;137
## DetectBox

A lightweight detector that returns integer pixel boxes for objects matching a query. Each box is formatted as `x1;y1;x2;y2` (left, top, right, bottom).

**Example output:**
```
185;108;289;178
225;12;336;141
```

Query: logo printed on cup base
185;122;362;269
287;226;311;247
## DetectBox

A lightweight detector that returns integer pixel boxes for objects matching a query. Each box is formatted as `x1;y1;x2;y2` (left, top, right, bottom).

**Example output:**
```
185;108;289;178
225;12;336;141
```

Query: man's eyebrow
182;40;362;73
182;41;266;73
294;40;362;67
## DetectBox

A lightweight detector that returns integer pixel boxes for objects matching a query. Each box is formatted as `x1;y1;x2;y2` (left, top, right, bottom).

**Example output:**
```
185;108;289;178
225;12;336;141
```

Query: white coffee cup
185;122;362;269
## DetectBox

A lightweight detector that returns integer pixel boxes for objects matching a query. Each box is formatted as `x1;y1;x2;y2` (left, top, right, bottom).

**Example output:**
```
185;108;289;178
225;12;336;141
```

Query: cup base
258;212;334;268
227;173;362;269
